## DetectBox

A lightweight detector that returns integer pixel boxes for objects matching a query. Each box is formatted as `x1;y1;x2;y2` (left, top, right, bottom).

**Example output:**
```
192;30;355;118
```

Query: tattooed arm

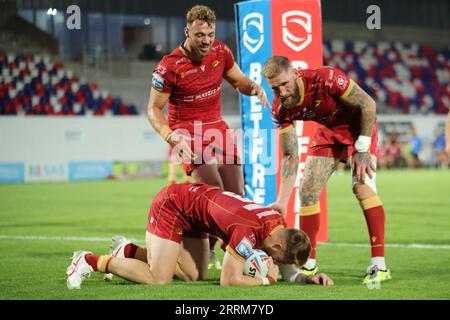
339;80;376;137
269;125;299;217
339;80;377;182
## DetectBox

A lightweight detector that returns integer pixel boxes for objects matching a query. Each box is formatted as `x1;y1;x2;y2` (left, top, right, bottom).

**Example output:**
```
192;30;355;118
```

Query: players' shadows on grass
324;271;365;286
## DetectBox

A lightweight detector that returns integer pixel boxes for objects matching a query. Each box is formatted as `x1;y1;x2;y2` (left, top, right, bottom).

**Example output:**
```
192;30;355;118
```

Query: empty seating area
0;53;139;116
1;40;449;116
324;40;450;114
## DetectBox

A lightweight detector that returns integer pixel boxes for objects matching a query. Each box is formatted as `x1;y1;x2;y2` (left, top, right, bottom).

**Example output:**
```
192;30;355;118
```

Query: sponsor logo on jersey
243;203;264;211
156;64;167;75
328;68;334;79
180;68;198;79
236;237;253;258
256;210;280;219
188;185;201;192
195;86;221;101
200;65;205;72
152;73;165;91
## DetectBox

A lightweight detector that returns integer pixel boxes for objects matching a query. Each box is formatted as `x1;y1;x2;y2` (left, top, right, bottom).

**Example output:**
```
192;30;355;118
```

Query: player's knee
156;279;172;285
185;269;200;282
151;276;173;285
141;276;171;285
352;183;376;200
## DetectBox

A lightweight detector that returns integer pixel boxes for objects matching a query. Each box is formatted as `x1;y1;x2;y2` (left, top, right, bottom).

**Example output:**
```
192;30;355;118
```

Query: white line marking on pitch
0;234;449;250
318;242;450;250
0;235;144;244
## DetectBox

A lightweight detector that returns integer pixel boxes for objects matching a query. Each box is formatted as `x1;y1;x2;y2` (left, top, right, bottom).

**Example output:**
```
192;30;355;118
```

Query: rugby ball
243;249;270;279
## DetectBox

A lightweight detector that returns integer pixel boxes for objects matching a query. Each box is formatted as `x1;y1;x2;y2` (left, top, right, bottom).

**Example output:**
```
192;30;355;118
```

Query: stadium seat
323;40;449;114
0;53;139;116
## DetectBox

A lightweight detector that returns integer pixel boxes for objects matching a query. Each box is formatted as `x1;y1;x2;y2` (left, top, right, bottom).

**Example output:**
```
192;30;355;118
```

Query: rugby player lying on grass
66;183;333;288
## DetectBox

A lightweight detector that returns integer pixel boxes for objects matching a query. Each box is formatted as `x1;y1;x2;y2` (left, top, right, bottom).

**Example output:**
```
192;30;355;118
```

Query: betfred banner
235;0;277;205
235;0;327;241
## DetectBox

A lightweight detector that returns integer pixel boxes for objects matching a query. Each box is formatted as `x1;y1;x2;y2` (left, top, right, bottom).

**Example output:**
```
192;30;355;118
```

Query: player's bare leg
218;164;244;196
191;164;226;271
168;161;177;184
191;164;224;188
111;232;180;284
179;237;209;280
105;235;209;282
299;156;340;273
350;154;390;284
208;164;244;269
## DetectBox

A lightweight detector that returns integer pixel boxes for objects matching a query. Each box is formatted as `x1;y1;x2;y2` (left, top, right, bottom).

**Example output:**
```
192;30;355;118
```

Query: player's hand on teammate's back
168;130;197;163
268;202;287;217
310;273;334;286
352;151;376;183
251;83;270;108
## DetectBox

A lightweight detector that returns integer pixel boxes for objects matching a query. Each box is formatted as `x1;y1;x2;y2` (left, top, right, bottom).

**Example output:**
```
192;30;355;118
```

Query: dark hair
186;5;216;26
283;228;311;267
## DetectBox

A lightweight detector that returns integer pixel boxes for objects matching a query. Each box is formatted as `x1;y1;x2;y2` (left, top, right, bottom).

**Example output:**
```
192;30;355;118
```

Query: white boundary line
0;235;143;244
318;242;450;250
0;234;449;250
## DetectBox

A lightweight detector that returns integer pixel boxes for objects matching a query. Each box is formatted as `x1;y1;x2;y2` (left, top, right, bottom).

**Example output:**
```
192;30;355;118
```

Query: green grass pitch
0;169;449;300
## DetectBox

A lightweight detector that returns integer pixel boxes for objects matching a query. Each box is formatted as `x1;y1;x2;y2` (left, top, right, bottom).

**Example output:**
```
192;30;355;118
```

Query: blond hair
263;56;292;79
283;228;311;267
186;5;216;26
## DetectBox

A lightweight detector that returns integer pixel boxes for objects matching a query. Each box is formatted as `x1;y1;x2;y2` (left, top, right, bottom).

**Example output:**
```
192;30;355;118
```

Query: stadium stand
1;40;449;117
0;53;139;116
324;40;450;115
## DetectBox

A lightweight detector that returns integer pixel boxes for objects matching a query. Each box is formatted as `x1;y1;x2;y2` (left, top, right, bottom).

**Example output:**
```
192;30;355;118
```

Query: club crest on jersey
152;73;165;91
337;76;346;88
236;237;253;258
212;60;220;68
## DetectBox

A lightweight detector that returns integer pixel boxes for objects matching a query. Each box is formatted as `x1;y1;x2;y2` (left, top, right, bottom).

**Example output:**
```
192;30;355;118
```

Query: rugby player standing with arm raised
146;5;269;275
